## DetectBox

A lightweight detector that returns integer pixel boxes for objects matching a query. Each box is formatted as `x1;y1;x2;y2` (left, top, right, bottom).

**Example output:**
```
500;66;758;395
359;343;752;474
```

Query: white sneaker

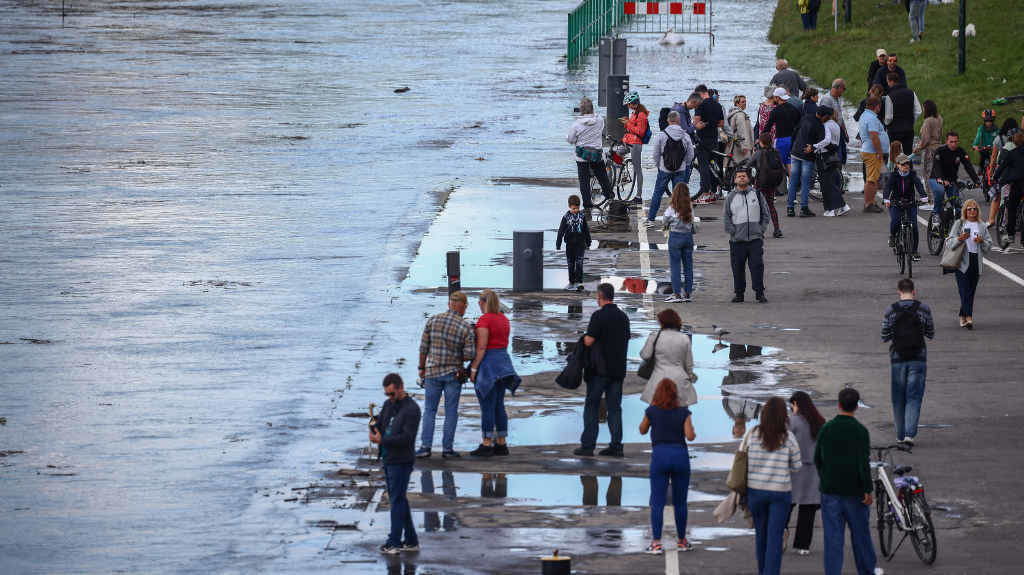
838;204;851;216
665;294;684;303
919;203;933;211
874;568;885;575
564;283;576;291
576;283;586;290
903;437;915;447
823;209;836;217
796;549;811;556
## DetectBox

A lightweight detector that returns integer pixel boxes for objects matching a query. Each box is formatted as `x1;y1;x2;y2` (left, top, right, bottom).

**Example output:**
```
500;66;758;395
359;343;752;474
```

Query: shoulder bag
636;329;661;380
940;220;966;271
725;428;752;494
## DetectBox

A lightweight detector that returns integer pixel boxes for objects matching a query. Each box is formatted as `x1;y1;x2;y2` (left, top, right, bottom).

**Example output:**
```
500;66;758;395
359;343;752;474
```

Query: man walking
724;167;771;303
693;85;726;202
371;374;422;555
416;291;475;458
814;388;880;575
575;283;630;457
883;72;921;158
787;95;824;218
764;87;802;179
858;96;888;213
647;111;695;224
881;278;935;446
770;59;807;99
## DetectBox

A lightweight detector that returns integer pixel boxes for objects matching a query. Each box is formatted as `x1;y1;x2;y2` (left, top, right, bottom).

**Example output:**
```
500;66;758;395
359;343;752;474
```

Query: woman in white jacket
640;309;698;406
726;95;755;168
568;97;613;208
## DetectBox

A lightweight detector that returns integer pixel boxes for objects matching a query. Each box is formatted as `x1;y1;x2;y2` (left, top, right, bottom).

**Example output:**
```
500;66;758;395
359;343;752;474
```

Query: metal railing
567;0;624;68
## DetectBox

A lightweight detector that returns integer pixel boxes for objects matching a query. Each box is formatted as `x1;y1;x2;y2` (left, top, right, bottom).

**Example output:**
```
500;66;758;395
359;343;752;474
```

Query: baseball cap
876;48;887;57
772;87;788;99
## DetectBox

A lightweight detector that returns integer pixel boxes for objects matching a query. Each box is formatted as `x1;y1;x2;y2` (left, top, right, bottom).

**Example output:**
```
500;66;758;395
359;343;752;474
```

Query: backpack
756;149;786;188
642;122;653;144
891;302;925;360
658;107;672;131
662;133;686;172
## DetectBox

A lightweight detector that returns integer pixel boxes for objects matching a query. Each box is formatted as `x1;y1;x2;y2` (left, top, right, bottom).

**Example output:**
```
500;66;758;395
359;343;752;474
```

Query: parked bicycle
589;141;637;208
692;135;741;202
872;443;937;565
892;207;915;277
926;180;973;256
994;184;1024;250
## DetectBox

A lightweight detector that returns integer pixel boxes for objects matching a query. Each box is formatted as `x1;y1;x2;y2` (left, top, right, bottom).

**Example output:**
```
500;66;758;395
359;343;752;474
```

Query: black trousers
729;238;765;295
565;242;586;284
888;130;913;157
820;166;843;212
786;503;820;550
1006;182;1023;241
696;145;717;197
576;160;613;208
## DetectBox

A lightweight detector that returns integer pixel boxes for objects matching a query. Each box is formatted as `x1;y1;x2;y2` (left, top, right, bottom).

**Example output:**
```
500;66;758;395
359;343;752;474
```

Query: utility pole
844;0;852;24
958;0;966;74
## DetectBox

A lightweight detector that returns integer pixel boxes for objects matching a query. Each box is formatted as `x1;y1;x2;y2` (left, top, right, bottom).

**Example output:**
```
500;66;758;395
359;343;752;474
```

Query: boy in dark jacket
556;195;592;290
884;153;926;259
370;373;422;554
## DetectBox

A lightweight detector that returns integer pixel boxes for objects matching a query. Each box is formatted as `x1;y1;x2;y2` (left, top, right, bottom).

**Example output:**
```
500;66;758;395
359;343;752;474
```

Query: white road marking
664;504;680;575
916;215;1024;288
638;202;654;307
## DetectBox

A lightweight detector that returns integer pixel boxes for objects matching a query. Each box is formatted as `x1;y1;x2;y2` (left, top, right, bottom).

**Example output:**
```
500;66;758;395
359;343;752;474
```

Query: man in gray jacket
647;111;695;224
724;167;771;303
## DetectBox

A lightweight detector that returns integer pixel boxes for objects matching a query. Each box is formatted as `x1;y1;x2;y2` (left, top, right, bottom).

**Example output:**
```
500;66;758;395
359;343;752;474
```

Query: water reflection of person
580;475;622;506
729;343;763;361
480;473;507;499
722;395;762;439
420;470;457;532
384;554;417;575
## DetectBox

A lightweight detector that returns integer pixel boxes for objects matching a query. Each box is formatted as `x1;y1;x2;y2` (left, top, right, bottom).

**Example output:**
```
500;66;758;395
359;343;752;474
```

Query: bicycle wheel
926;212;944;255
896;233;907;275
995;203;1009;249
618;163;638;202
876;486;896;559
904;229;914;278
907;493;938;565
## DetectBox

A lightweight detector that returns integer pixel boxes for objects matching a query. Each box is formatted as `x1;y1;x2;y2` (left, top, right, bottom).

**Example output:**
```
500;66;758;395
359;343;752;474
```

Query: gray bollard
512;231;544;292
446;251;461;293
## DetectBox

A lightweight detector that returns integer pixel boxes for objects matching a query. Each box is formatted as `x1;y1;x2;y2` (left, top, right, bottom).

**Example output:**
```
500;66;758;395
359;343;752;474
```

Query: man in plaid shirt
416;291;476;458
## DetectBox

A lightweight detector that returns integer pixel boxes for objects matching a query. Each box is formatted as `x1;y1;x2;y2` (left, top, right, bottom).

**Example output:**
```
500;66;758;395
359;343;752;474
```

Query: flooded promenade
4;0;1024;573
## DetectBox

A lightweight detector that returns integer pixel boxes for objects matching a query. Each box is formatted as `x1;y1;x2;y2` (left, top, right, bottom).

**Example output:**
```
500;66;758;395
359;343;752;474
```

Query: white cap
772;87;788;99
876;48;887;57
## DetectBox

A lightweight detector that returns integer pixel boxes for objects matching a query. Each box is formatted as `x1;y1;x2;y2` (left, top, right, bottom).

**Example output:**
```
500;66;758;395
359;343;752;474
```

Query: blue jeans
821;493;877;575
891;359;926;439
420;373;461;452
648;170;689;221
668;231;694;297
384;463;418;547
580;376;623;449
649;444;690;540
748;488;791;575
889;203;920;253
927;178;958;211
955;252;980;317
787;156;815;209
475;379;508;440
909;0;926;39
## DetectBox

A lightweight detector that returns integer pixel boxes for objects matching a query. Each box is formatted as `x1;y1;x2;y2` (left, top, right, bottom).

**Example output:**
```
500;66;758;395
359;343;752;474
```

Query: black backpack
756;149;786;188
658;107;672;131
891;302;925;360
662;133;686;172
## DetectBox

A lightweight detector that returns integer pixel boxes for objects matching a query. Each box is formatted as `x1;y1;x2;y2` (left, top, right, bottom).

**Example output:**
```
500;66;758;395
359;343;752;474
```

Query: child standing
555;195;591;291
663;183;698;302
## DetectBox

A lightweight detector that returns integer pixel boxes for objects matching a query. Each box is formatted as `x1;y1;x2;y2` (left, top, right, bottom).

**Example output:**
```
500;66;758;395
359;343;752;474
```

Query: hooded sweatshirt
724;186;771;242
651;124;695;173
567;114;605;162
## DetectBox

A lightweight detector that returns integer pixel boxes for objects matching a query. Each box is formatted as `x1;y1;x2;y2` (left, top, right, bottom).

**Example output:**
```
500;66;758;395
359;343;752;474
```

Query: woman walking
744;396;802;575
913;100;943;206
469;290;521;456
639;378;697;554
785;391;825;555
640;309;698;405
662;184;698;303
945;199;992;329
568;97;613;208
622;91;650;204
727;94;755;167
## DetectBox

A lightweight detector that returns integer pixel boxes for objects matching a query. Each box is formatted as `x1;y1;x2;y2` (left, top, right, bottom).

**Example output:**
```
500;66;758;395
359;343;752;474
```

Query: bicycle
891;204;915;277
925;180;972;256
872;443;937;565
589;141;638;208
692;135;741;203
994;184;1024;250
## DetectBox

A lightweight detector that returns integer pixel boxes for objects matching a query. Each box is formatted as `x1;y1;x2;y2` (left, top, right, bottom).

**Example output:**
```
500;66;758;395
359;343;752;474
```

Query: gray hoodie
723;186;771;242
651;124;694;173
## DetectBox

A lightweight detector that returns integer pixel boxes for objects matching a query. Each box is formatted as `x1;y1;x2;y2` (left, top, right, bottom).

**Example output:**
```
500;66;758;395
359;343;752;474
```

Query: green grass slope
769;0;1024;161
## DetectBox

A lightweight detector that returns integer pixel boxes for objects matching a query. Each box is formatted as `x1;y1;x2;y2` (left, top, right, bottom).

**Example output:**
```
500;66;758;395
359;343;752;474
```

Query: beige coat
639;329;698;405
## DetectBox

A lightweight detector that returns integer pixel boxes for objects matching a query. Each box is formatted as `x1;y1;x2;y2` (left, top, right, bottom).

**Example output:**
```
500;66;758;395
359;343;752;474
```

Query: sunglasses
966;207;978;211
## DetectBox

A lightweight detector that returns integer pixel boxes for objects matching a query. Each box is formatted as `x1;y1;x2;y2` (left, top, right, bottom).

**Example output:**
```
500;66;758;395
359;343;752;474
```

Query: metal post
512;231;544;293
957;0;966;74
598;37;611;106
845;0;852;24
446;251;461;293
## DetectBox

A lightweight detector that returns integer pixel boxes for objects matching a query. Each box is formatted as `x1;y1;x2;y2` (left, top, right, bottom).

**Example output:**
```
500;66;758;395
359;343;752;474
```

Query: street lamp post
958;0;966;74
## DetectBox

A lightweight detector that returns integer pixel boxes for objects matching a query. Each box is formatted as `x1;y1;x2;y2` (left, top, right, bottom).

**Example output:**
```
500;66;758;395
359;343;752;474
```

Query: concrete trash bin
512;230;544;292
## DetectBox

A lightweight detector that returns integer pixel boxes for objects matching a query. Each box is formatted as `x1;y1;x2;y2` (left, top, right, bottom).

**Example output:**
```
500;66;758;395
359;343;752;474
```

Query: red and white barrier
622;1;707;15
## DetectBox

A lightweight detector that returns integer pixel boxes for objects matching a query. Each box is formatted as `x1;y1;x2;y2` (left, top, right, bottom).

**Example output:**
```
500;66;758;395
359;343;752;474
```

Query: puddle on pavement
417;470;723;507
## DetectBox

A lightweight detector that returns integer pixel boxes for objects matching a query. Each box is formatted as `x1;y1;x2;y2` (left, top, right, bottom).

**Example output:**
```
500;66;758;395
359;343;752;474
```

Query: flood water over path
1;0;780;572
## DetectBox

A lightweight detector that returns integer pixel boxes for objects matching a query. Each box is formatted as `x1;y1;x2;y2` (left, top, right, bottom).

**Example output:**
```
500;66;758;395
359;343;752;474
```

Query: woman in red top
621;91;649;203
469;289;520;457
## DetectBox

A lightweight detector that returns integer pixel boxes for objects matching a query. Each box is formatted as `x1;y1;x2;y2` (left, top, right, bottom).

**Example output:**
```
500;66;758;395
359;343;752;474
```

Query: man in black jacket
370;373;422;554
872;53;907;95
883;72;921;158
575;283;630;457
866;49;887;92
786;99;824;217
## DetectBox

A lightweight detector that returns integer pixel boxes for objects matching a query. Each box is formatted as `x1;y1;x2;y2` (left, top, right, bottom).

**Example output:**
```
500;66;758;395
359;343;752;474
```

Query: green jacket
814;415;873;496
974;125;998;148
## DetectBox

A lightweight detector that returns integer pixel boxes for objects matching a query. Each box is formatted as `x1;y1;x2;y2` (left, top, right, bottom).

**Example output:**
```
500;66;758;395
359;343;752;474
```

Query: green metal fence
567;0;622;68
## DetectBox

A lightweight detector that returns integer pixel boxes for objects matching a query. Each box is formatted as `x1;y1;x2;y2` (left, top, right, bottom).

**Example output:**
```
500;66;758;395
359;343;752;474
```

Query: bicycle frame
874;464;911;530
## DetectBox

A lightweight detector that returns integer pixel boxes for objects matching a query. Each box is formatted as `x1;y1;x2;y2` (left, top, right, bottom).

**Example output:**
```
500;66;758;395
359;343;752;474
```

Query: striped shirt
745;428;802;492
419;310;476;379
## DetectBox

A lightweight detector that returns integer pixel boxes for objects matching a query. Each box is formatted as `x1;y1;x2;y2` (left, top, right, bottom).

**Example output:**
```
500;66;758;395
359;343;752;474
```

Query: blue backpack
642;122;653;144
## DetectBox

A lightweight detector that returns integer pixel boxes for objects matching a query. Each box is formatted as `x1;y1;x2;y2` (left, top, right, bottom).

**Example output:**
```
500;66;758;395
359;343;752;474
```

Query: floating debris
393;86;410;93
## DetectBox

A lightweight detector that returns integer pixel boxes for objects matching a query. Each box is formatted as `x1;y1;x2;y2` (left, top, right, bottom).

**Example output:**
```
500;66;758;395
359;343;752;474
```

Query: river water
0;0;780;572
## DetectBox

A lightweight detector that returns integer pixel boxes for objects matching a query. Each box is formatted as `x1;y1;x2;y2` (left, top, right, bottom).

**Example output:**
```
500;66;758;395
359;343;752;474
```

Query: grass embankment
768;0;1024;162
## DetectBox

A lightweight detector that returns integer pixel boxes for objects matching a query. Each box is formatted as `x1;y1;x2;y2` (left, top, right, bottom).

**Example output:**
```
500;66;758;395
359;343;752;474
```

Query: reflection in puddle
418;470;723;507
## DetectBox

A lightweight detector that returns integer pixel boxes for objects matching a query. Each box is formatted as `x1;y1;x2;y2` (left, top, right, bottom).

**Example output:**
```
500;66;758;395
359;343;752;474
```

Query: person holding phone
945;199;992;329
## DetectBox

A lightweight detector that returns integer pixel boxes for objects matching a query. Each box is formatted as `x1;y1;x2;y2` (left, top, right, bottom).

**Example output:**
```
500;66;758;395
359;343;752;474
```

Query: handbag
575;146;602;163
636;329;661;380
940;220;966;271
725;429;751;494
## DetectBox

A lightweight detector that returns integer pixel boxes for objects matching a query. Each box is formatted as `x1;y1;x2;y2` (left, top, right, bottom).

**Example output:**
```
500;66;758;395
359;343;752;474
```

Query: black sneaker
400;543;420;552
441;450;461;459
756;292;768;303
573;446;595;457
912;253;921;262
415;448;431;459
632;196;643;205
469;444;493;457
731;294;744;303
380;543;401;555
888;236;896;248
786;207;796;217
773;229;784;238
799;207;816;217
492;444;510;456
598;446;624;457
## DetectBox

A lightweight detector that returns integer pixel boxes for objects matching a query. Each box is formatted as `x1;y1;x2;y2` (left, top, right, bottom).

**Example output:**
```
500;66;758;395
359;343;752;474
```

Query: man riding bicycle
885;153;926;260
928;131;980;217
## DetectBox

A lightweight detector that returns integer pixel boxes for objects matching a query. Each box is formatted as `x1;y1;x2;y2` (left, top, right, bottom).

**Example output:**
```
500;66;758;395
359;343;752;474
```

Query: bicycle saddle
893;465;913;476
